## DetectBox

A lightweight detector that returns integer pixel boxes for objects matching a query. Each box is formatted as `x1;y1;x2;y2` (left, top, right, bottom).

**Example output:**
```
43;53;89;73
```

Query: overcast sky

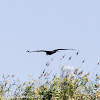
0;0;100;81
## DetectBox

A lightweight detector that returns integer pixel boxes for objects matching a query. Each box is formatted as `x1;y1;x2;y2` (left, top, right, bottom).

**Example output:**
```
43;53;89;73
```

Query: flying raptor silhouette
26;49;75;55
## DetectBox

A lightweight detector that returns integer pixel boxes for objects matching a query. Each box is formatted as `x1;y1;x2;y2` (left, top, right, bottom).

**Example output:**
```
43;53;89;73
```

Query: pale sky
0;0;100;81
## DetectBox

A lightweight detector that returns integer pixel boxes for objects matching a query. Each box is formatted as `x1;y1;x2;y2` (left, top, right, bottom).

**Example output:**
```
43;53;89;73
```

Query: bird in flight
26;49;75;55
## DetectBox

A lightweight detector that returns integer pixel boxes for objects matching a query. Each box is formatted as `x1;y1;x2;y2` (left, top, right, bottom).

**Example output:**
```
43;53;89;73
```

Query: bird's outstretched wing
26;50;47;53
55;49;75;51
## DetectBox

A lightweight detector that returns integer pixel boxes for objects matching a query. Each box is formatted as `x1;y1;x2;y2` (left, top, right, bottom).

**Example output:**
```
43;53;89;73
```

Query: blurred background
0;0;100;82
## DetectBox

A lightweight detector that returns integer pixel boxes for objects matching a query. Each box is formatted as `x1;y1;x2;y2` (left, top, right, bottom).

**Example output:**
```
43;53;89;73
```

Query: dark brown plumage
26;49;75;55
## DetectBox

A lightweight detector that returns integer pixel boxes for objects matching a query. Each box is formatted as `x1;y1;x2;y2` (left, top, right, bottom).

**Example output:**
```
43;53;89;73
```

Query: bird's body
26;49;75;55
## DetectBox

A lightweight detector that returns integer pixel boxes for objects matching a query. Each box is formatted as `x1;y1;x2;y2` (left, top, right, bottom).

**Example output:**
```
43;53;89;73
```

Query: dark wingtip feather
56;49;76;50
26;50;31;53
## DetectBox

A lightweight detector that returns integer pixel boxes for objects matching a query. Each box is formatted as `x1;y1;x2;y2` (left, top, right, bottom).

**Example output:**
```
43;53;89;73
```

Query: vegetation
0;66;100;100
0;53;100;100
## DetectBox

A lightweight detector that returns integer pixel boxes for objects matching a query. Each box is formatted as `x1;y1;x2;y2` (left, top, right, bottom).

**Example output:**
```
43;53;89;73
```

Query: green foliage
0;68;100;100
